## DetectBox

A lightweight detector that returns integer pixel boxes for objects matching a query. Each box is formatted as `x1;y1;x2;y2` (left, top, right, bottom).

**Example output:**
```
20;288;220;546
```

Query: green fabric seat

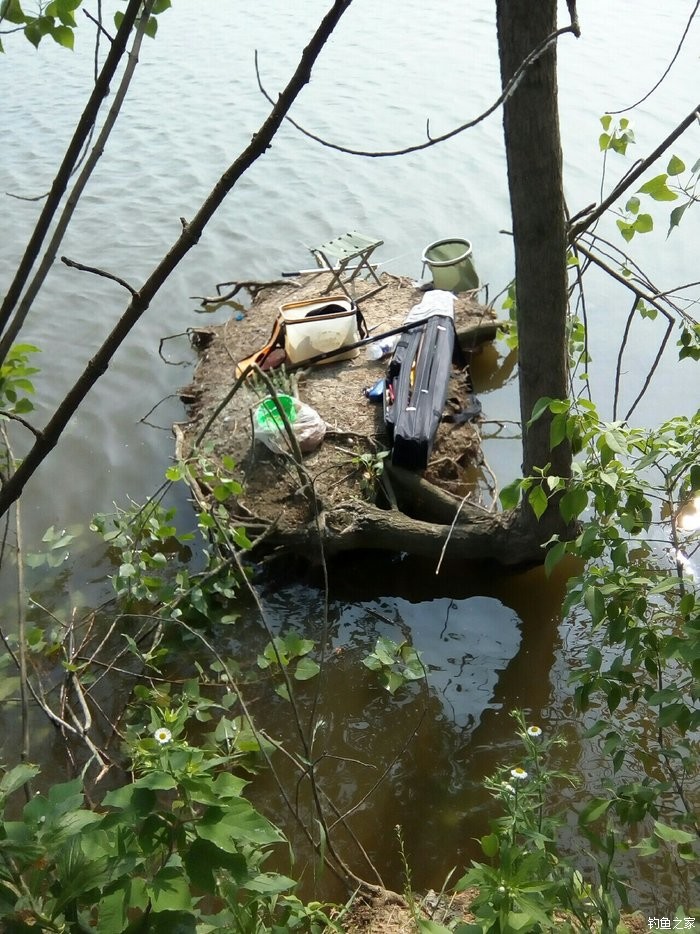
311;230;385;300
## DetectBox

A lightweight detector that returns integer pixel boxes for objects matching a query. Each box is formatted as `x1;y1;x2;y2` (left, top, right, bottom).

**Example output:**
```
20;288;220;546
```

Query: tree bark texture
496;0;571;484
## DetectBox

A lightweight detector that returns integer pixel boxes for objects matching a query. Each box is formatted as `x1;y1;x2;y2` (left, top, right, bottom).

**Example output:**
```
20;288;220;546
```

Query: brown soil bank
176;272;534;565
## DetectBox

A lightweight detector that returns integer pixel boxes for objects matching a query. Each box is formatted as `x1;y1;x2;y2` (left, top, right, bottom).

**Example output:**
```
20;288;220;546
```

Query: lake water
0;0;698;911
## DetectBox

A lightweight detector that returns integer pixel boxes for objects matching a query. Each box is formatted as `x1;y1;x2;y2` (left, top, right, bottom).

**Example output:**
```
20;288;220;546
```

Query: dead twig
192;279;299;307
60;256;138;295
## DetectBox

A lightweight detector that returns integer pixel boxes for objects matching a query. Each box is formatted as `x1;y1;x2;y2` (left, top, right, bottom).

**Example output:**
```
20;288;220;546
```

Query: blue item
364;378;386;402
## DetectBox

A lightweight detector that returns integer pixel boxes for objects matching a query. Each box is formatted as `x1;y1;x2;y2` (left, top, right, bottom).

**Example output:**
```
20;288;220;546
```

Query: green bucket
255;394;296;430
422;238;479;293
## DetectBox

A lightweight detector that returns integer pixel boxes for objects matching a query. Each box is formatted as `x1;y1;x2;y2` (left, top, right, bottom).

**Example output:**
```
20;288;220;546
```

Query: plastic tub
255;394;296;429
280;295;359;364
422;238;479;293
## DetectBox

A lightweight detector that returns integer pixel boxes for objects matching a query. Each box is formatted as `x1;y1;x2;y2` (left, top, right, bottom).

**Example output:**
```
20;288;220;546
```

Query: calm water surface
0;0;698;911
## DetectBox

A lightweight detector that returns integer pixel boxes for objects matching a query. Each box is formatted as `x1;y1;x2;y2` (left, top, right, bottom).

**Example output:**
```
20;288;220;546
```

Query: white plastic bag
254;398;326;455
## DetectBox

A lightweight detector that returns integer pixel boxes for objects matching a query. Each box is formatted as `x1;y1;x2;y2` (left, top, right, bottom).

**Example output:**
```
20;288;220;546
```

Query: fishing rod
281;251;413;278
286;314;446;371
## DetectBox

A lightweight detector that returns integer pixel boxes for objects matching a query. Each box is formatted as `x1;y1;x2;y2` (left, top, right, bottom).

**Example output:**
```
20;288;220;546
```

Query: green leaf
634;213;654;233
602;429;626;455
134;771;178;792
148;912;198;934
638;174;677;201
584;585;605;625
668;202;690;236
196;802;284;851
98;877;149;933
294;657;320;681
528;485;548;520
549;412;567;449
22;22;42;47
657;703;688;729
499;479;522;511
667;155;685;176
480;833;499;858
50;23;73;48
544;541;566;577
559;485;588;523
148;865;193;912
417;921;454;934
245;872;296;895
184;838;246;892
102;784;156;815
275;683;291;701
653;821;696;845
579;796;612;824
617;219;635;242
144;15;158;38
1;0;26;24
0;763;39;799
634;835;659;857
528;396;553;426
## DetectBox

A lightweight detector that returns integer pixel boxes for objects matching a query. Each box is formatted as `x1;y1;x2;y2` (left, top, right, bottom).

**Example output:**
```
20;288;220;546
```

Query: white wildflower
154;727;172;745
510;767;528;781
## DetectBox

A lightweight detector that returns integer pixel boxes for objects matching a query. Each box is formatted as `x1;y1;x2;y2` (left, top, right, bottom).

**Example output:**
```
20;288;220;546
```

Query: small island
176;272;513;563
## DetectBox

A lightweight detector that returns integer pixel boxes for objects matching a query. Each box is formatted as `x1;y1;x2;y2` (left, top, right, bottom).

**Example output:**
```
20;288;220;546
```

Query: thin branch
139;394;182;430
158;333;192;365
435;493;471;575
624;317;674;422
82;4;114;44
60;256;138;296
92;0;103;81
574;241;674;323
608;0;700;114
0;412;42;440
255;24;579;159
612;296;640;421
0;0;146;346
2;426;32;799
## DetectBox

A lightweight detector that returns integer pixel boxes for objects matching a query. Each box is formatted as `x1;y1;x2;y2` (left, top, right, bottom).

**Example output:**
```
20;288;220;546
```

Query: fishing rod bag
384;311;455;470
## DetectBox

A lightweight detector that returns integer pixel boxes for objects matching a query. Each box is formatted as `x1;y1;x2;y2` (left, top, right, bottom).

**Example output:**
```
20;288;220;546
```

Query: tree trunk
496;0;572;486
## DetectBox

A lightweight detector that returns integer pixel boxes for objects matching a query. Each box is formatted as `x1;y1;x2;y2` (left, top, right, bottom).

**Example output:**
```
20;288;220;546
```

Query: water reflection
233;551;575;901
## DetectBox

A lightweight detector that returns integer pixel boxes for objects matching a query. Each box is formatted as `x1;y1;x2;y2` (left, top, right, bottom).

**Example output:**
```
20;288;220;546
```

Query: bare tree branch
60;256;139;296
0;0;146;348
0;412;42;440
0;1;154;362
255;23;579;158
0;0;354;519
608;0;700;114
